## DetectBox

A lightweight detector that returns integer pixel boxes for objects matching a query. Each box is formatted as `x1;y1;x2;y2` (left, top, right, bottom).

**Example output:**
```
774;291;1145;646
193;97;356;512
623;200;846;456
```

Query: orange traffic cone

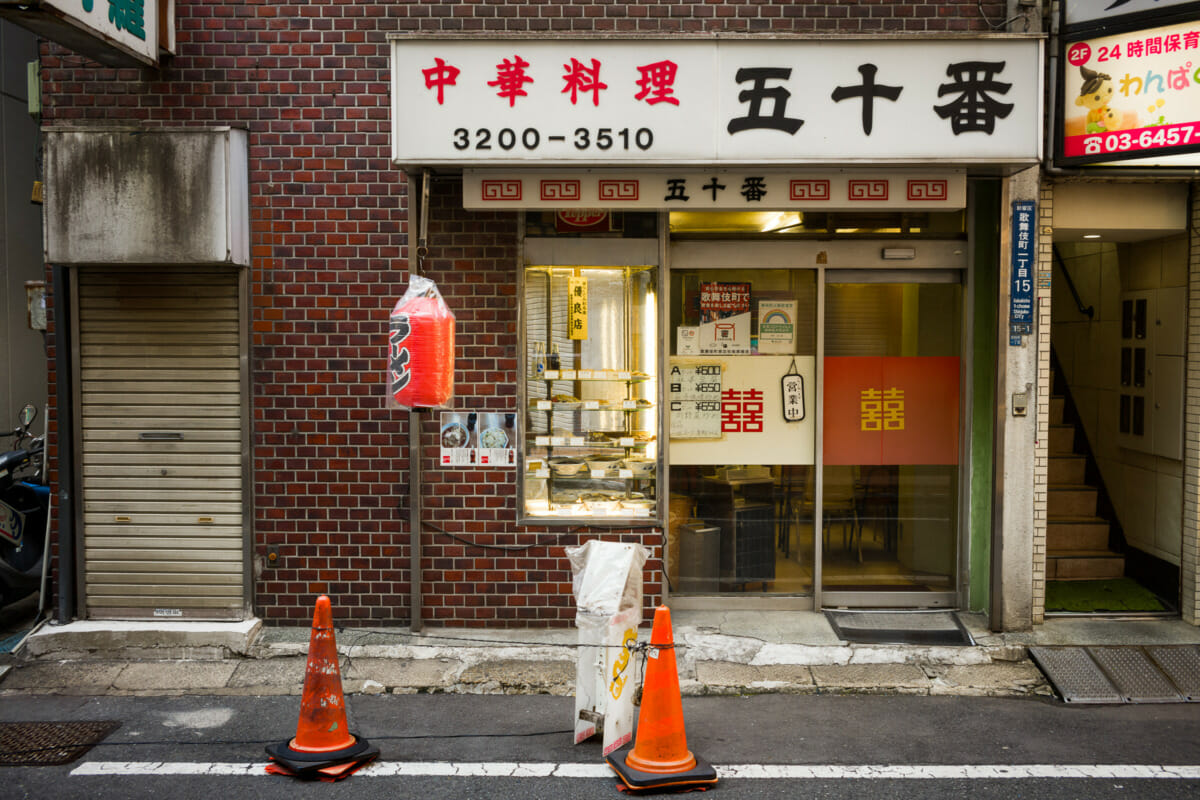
606;606;718;793
265;595;379;780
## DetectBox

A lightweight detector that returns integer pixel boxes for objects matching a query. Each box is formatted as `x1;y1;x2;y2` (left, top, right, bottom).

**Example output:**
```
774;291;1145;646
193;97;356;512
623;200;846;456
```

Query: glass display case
521;264;659;523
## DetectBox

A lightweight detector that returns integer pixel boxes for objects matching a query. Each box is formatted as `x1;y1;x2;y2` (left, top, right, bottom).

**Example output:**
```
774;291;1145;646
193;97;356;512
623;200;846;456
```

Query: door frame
664;240;971;610
817;267;968;610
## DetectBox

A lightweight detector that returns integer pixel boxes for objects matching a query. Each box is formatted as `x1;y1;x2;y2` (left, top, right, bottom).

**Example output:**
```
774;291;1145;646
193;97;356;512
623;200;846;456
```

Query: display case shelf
521;262;659;523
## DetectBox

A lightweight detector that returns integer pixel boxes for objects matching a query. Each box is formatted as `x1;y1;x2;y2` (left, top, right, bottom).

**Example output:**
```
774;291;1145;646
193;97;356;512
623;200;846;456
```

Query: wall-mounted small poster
440;411;517;467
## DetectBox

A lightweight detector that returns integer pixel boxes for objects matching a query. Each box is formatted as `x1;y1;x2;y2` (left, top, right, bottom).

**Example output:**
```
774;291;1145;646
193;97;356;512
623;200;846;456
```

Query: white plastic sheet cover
566;540;649;616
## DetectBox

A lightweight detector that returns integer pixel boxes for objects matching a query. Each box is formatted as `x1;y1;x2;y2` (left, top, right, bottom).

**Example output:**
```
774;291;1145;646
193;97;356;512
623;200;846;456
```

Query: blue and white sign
1010;200;1036;344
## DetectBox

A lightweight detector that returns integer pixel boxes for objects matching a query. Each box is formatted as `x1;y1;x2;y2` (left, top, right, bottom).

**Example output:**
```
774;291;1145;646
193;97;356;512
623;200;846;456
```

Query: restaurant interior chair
857;465;900;554
774;465;808;557
822;465;861;562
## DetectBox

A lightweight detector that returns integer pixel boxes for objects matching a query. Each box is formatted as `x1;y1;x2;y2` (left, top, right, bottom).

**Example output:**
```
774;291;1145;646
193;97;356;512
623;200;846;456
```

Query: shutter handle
139;432;184;441
114;516;131;523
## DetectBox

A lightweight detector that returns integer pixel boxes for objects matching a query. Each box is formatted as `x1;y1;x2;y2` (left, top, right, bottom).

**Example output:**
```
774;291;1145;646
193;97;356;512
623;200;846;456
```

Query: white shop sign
463;168;966;211
390;37;1043;166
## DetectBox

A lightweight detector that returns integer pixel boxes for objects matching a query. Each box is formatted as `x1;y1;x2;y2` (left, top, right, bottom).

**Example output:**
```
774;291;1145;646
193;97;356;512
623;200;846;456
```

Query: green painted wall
968;180;1000;612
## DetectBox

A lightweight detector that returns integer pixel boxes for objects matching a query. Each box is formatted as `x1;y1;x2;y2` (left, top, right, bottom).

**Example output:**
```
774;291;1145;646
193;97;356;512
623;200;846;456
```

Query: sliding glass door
820;274;963;607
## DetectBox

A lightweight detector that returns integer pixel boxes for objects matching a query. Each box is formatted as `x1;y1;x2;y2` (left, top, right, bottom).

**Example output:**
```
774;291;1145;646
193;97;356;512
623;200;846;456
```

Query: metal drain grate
1089;647;1183;703
0;721;121;766
1028;646;1122;703
1030;645;1200;704
1147;645;1200;701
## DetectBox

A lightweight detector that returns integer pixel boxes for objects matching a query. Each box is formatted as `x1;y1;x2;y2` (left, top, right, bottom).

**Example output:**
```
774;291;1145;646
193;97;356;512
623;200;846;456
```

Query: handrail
1051;245;1095;320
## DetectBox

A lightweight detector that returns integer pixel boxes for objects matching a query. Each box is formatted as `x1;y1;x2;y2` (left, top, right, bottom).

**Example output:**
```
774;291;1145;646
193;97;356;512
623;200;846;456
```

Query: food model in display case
521;264;659;522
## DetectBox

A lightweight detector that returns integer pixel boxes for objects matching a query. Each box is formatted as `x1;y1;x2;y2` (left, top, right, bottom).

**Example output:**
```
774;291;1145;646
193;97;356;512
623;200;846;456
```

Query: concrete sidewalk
2;610;1199;699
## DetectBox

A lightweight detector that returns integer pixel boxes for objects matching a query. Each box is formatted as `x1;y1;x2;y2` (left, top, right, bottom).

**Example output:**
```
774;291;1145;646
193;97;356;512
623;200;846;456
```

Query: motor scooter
0;404;48;606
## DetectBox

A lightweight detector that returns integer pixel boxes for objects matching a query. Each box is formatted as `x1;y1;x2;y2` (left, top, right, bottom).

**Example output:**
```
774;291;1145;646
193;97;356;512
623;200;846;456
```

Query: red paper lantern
389;278;455;409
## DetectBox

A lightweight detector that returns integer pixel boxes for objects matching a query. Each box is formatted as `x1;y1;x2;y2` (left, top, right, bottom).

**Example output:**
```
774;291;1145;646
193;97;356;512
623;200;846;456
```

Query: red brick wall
39;0;1010;626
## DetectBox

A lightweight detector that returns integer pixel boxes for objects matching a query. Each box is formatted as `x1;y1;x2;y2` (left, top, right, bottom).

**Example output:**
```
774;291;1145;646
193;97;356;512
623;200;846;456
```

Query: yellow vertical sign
568;275;588;340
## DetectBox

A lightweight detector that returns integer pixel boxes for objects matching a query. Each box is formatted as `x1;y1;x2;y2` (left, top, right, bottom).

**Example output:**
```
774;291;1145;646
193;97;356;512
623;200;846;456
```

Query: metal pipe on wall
51;264;75;624
406;169;431;633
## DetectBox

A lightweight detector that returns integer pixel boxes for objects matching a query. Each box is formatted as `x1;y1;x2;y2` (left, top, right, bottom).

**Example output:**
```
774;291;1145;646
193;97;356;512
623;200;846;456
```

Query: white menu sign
668;361;723;439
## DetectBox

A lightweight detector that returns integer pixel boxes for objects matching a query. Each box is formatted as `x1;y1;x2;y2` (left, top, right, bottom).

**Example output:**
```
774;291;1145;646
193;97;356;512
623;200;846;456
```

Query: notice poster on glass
699;282;751;354
440;411;517;467
757;299;797;354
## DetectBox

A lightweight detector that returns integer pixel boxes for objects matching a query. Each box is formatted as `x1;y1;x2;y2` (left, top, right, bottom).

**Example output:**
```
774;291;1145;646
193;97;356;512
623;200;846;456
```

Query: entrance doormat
1045;578;1167;613
0;721;121;766
825;610;974;646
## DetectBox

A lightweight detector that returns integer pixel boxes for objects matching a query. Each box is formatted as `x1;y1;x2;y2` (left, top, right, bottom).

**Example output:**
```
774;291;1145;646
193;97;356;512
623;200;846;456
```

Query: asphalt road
0;692;1198;799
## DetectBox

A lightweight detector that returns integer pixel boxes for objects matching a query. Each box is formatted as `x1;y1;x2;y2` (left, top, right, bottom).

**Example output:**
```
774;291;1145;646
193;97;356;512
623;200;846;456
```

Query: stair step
1049;485;1098;517
1047;518;1111;551
1048;455;1086;484
1047;550;1126;580
1049;425;1076;455
1050;396;1065;426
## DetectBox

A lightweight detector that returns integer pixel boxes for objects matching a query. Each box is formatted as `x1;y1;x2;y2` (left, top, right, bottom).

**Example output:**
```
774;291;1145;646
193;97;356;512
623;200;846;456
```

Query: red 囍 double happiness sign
823;357;959;466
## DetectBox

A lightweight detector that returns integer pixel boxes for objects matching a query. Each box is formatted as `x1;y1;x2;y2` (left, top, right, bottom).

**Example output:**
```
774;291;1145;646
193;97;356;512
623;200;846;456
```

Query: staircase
1047;395;1125;580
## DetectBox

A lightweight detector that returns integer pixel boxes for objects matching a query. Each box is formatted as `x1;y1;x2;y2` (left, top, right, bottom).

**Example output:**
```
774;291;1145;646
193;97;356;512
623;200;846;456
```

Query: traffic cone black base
265;736;378;775
606;744;718;793
264;747;379;782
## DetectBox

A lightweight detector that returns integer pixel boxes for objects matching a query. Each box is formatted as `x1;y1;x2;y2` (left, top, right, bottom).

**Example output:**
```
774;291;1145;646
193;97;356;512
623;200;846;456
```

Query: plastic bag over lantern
388;275;455;410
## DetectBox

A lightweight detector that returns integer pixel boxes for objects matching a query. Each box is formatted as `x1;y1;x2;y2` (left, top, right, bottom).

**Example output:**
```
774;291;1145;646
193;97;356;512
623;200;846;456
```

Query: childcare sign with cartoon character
1060;18;1200;165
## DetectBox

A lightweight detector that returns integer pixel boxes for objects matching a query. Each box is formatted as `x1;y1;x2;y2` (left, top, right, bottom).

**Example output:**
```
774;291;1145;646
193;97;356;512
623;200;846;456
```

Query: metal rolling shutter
77;268;246;619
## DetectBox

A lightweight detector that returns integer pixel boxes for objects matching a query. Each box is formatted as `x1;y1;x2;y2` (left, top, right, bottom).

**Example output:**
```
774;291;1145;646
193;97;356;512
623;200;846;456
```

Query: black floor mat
0;721;121;766
825;610;974;646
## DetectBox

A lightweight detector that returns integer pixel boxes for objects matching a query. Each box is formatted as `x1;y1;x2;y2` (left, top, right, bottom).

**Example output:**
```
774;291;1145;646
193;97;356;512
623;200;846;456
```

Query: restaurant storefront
392;34;1043;614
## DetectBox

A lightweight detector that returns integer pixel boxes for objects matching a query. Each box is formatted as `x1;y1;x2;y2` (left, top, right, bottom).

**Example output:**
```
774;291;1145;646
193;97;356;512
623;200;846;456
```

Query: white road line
69;762;1200;779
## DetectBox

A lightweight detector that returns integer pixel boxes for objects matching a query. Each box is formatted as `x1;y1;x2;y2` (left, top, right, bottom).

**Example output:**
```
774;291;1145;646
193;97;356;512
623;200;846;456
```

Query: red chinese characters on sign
721;388;764;433
422;57;460;105
699;282;751;318
489;55;534;106
562;58;607;106
635;60;680;105
422;56;681;107
823;357;959;465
